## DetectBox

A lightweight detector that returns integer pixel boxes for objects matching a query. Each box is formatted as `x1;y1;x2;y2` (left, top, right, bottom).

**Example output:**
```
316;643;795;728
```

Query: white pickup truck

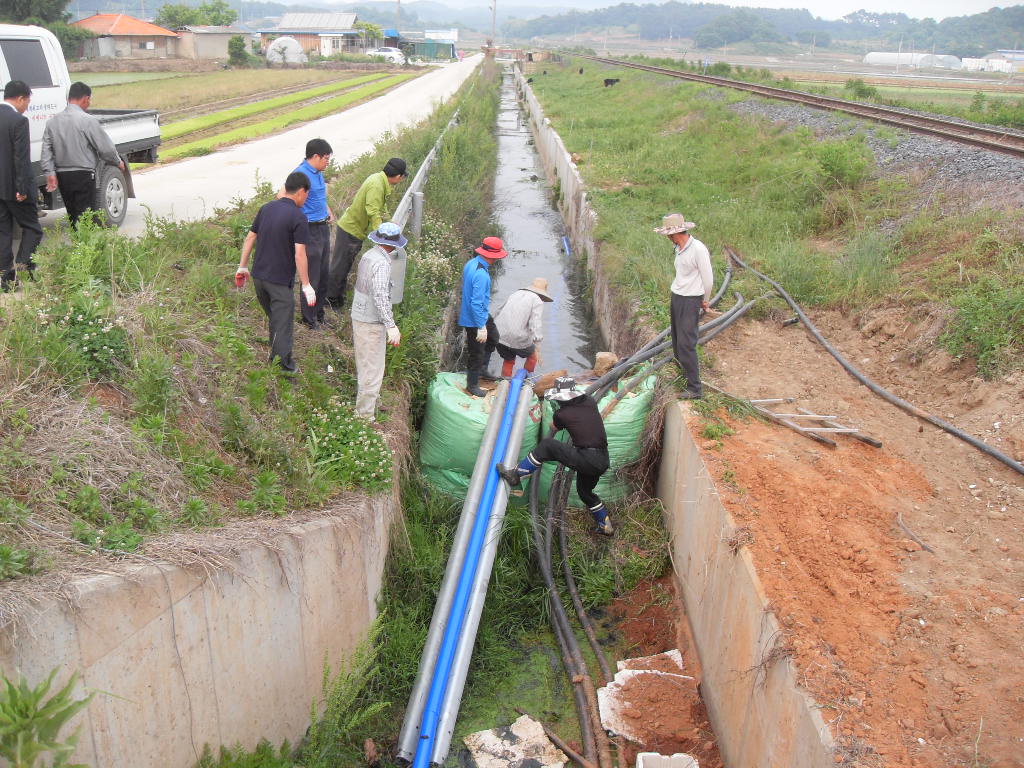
0;23;161;226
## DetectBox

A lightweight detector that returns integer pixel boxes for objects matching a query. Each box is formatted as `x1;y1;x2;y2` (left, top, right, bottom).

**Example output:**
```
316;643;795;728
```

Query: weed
701;420;734;442
42;289;131;381
69;485;107;526
306;399;392;493
237;471;287;517
130;351;179;417
940;275;1024;378
195;741;295;768
0;669;93;768
178;497;220;528
0;544;39;580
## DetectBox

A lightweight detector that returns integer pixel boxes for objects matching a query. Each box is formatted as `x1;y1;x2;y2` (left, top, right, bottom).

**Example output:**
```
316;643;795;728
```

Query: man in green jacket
325;157;408;311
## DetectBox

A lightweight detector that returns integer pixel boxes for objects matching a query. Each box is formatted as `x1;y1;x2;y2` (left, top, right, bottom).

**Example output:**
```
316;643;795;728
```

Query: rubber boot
501;358;515;377
524;352;538;373
590;503;614;536
496;455;540;487
466;371;486;397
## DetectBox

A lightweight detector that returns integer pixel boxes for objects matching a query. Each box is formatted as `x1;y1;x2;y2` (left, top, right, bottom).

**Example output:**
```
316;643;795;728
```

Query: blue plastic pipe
411;370;528;768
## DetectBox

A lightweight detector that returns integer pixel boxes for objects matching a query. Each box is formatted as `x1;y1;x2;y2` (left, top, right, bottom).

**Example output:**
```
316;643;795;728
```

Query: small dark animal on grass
604;78;620;87
578;67;584;74
527;77;533;83
543;70;548;75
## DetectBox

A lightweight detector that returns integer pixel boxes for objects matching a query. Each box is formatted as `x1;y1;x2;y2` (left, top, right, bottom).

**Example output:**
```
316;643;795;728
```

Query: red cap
475;236;507;259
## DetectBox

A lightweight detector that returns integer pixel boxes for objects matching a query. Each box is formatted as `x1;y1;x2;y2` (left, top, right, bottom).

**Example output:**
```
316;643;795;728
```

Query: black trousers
56;170;96;229
463;316;499;375
302;222;331;324
253;278;296;372
532;438;609;508
670;293;703;395
326;226;363;307
0;197;42;274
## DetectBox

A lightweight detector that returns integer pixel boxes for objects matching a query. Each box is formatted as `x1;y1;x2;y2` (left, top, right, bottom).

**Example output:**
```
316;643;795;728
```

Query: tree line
502;1;1024;58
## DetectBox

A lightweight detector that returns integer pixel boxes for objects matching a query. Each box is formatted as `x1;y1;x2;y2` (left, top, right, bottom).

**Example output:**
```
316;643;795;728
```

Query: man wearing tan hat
491;277;553;377
655;213;713;399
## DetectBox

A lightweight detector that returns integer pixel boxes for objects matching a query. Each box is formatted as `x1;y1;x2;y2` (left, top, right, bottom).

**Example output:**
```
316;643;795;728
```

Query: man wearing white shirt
492;277;553;377
654;213;713;399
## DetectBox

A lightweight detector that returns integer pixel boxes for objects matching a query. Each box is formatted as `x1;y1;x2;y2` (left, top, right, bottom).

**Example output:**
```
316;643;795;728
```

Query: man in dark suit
0;80;43;292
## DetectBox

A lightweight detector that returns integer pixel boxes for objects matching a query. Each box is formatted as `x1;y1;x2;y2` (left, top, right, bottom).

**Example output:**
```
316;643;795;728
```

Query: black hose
709;259;733;309
697;293;772;344
529;476;598;763
696;292;745;333
557;503;614;684
726;246;1024;477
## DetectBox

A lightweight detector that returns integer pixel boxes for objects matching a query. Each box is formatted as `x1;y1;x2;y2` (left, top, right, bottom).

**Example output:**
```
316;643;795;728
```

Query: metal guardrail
389;109;461;304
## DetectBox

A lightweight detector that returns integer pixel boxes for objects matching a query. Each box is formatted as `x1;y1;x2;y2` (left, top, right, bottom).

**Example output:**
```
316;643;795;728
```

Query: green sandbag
419;372;541;499
535;376;655;508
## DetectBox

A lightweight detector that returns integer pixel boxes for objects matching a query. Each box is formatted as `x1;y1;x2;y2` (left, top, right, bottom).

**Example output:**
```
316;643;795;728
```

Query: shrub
130;351;179;417
844;78;878;100
0;544;39;580
940;275;1024;378
812;138;872;188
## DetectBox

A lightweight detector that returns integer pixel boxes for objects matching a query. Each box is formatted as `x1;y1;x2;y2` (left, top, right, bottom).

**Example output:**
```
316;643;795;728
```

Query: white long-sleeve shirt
670;235;714;300
494;288;545;349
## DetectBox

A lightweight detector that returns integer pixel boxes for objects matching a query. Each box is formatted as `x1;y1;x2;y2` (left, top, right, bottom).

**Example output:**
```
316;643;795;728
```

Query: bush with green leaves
237;471;287;517
0;669;93;768
941;275;1024;378
130;351;179;417
306;399;392;493
41;289;131;381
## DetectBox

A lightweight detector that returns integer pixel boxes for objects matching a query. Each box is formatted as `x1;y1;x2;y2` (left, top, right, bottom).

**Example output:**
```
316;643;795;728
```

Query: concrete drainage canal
408;68;724;768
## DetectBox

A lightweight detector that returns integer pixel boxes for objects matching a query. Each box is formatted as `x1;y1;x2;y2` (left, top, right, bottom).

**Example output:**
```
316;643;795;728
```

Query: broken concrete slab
616;648;684;674
463;713;568;768
598;650;696;747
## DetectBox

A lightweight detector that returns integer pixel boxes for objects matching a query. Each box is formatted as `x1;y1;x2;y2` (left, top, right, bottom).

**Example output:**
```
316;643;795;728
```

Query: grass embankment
532;59;1024;377
162;73;416;160
92;68;348;113
160;73;392;141
0;65;459;583
78;71;187;88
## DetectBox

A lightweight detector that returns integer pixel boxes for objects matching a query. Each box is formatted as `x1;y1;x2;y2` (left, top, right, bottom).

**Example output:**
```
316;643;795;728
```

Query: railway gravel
729;98;1024;205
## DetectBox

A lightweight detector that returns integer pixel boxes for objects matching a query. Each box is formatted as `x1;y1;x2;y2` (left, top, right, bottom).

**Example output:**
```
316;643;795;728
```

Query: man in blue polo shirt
292;138;335;329
235;171;315;374
458;236;506;397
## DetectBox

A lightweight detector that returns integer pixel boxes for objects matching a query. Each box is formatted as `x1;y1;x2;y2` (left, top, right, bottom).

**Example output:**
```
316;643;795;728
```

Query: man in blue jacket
458;236;506;396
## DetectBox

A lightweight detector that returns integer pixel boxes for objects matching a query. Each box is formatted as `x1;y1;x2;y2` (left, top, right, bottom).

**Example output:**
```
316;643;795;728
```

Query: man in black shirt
235;171;315;374
498;377;614;535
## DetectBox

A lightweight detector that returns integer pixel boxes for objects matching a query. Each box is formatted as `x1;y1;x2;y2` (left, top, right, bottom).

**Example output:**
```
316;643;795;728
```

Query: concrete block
636;753;699;768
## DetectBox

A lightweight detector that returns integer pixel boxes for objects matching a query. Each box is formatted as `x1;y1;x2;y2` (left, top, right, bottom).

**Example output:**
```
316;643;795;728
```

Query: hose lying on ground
726;246;1024;477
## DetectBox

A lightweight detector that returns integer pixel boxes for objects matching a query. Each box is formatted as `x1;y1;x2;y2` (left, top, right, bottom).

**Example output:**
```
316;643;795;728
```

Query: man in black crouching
497;377;614;536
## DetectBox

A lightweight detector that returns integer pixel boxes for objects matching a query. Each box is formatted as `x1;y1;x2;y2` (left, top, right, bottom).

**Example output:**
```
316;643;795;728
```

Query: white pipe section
397;381;510;762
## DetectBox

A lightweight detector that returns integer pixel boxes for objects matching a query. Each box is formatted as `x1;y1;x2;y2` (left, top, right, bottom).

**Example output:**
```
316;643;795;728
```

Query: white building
863;51;962;70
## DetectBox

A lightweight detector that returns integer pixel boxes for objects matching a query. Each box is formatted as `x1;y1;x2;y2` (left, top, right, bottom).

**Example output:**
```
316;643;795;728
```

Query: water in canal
487;68;598;373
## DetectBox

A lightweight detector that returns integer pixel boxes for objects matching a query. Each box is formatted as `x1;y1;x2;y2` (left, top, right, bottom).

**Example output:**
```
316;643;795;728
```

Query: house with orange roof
73;13;177;59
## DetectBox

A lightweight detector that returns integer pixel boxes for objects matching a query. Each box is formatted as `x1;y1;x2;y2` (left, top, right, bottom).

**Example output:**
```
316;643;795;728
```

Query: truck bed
92;108;162;162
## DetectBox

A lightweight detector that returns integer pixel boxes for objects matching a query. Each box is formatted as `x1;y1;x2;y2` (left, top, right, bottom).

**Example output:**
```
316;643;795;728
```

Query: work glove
234;266;249;288
302;283;316;307
386;326;401;347
476;327;487;343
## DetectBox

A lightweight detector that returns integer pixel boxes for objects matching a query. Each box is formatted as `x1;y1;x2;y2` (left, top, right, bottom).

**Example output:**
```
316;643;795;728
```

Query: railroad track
583;56;1024;159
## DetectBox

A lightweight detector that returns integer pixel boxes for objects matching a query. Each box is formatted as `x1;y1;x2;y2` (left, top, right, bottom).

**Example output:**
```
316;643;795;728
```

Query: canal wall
515;68;835;767
0;494;398;767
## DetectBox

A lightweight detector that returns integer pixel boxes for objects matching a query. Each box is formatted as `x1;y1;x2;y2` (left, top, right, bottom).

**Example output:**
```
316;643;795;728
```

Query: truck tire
94;165;128;227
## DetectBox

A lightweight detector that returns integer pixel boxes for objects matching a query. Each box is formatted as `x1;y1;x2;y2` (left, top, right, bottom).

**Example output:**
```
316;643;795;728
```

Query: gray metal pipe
397;381;509;762
430;383;535;764
411;191;425;238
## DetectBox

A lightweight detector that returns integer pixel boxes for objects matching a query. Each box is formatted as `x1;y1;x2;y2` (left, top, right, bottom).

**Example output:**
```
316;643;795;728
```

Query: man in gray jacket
351;222;406;420
492;277;553;377
41;81;124;229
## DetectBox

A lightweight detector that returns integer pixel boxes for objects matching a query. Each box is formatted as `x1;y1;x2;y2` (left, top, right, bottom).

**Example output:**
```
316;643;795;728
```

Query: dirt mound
702;311;1024;767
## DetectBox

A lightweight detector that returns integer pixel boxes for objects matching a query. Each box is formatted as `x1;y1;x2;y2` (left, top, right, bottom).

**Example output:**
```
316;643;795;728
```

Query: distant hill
501;1;1024;58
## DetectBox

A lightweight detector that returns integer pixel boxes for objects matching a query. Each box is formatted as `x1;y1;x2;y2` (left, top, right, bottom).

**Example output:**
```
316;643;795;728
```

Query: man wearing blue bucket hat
351;221;407;420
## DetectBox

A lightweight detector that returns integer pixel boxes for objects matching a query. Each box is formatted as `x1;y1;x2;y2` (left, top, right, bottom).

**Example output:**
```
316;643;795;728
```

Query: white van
0;24;161;225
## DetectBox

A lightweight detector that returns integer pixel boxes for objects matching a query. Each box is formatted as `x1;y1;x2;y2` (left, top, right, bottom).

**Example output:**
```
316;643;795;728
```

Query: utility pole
396;0;400;44
490;0;496;48
896;35;902;74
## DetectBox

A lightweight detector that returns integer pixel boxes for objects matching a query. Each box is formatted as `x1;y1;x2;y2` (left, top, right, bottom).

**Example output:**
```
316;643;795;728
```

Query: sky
700;0;1011;21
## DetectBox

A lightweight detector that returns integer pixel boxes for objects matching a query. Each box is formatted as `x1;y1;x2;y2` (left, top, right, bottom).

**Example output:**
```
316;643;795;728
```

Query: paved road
65;56;482;237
